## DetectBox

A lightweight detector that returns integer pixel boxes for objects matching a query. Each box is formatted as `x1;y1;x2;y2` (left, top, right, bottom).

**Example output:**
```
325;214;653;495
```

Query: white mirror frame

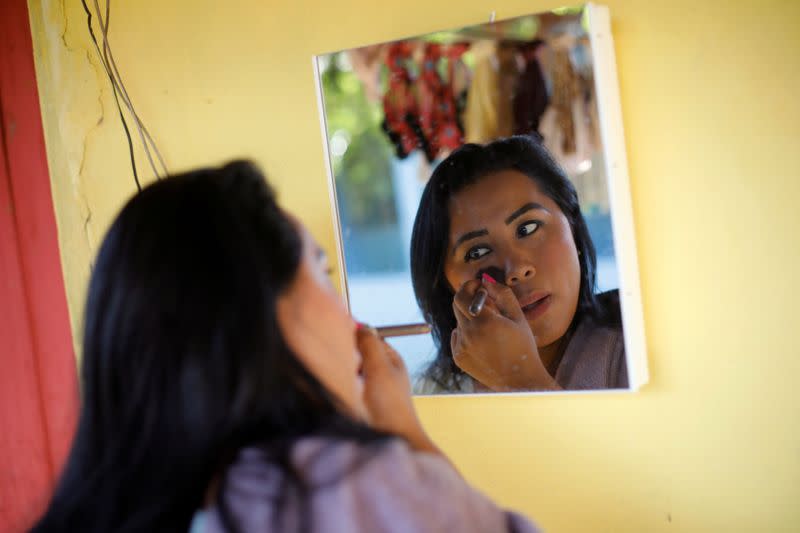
587;4;648;389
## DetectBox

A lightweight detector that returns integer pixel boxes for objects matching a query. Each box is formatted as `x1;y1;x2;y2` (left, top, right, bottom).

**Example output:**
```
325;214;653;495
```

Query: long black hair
31;161;387;532
410;135;619;390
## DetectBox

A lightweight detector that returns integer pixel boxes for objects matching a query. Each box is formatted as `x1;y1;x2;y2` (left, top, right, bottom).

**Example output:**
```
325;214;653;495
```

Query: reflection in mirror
314;4;647;395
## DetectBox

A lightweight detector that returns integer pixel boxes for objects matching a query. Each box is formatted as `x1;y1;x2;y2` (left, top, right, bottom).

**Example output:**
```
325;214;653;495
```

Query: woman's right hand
356;326;439;454
451;278;560;391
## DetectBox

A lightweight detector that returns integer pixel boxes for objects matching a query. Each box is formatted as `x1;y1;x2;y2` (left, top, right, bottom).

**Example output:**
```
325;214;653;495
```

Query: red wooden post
0;0;79;530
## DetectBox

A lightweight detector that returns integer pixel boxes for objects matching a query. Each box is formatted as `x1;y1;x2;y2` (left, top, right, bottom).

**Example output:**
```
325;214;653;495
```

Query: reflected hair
31;162;387;533
410;135;618;391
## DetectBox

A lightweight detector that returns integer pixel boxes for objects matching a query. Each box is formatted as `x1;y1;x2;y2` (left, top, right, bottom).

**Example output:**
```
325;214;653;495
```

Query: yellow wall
28;0;800;530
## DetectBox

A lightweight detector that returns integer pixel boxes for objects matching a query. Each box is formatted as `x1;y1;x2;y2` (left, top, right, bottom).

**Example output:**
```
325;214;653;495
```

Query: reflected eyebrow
451;229;489;256
505;202;549;225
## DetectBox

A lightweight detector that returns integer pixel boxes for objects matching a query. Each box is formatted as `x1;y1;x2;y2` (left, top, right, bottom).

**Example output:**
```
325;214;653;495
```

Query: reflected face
443;170;581;348
276;218;367;420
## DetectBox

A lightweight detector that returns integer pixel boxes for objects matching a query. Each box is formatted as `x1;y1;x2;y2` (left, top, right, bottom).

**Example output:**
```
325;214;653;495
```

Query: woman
31;162;538;532
411;135;626;394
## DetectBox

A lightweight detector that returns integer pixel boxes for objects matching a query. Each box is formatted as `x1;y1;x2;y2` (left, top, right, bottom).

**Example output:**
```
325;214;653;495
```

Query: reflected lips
519;292;551;321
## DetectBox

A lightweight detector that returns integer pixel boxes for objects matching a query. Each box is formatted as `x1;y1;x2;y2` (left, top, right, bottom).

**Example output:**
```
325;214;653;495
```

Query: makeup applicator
373;268;505;335
375;323;432;338
468;266;505;317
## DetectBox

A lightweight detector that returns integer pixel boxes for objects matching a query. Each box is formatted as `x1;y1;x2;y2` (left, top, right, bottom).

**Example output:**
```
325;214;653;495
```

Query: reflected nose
505;253;536;286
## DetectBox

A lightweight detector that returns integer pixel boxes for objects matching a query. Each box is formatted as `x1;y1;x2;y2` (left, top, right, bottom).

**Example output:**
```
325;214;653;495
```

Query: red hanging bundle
382;41;469;162
417;43;469;161
382;42;420;159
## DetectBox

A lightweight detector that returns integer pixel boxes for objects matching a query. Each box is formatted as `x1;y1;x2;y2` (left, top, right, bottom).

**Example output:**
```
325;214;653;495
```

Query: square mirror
314;3;647;395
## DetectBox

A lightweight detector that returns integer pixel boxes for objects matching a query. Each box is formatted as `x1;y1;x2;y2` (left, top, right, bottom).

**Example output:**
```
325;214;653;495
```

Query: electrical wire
80;0;169;189
80;0;141;191
94;0;167;179
93;0;168;179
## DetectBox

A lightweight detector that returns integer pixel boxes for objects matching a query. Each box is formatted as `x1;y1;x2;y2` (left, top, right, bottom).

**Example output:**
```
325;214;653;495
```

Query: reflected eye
465;246;491;262
517;221;540;237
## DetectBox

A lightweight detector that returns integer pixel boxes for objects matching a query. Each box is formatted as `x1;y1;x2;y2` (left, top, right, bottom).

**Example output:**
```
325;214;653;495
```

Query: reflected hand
451;278;561;392
357;326;438;454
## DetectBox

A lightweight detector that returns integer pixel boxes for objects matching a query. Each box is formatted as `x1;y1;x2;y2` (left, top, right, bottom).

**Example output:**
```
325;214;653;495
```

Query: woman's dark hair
410;135;619;390
31;161;386;533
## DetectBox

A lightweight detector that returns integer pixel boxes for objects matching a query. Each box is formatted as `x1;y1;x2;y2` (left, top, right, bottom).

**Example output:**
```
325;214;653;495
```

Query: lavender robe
191;438;540;532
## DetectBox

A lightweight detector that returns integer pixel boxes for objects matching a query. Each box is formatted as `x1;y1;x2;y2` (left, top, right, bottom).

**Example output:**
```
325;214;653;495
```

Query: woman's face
443;170;581;349
276;217;368;421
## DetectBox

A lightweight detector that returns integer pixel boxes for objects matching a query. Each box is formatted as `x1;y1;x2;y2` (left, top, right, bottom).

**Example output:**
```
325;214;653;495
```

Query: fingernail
356;322;365;330
482;273;497;284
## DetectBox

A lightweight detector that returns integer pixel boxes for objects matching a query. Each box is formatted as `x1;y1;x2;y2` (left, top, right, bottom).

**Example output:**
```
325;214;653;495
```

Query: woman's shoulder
202;438;458;512
596;288;620;306
594;289;622;326
198;437;540;532
300;438;539;532
217;438;427;492
557;290;627;389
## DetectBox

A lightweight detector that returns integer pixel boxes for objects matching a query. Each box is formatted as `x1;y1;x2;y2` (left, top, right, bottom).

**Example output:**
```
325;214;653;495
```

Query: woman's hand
451;278;561;392
357;327;439;454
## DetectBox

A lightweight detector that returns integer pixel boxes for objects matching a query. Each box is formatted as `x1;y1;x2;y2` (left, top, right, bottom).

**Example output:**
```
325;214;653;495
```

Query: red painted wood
0;127;53;531
0;0;79;530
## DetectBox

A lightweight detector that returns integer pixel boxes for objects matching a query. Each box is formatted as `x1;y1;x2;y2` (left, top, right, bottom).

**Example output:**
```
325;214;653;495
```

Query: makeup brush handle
468;288;488;317
376;323;432;338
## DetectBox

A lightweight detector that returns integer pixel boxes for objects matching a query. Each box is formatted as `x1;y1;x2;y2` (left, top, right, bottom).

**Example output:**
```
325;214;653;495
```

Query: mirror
314;3;647;395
